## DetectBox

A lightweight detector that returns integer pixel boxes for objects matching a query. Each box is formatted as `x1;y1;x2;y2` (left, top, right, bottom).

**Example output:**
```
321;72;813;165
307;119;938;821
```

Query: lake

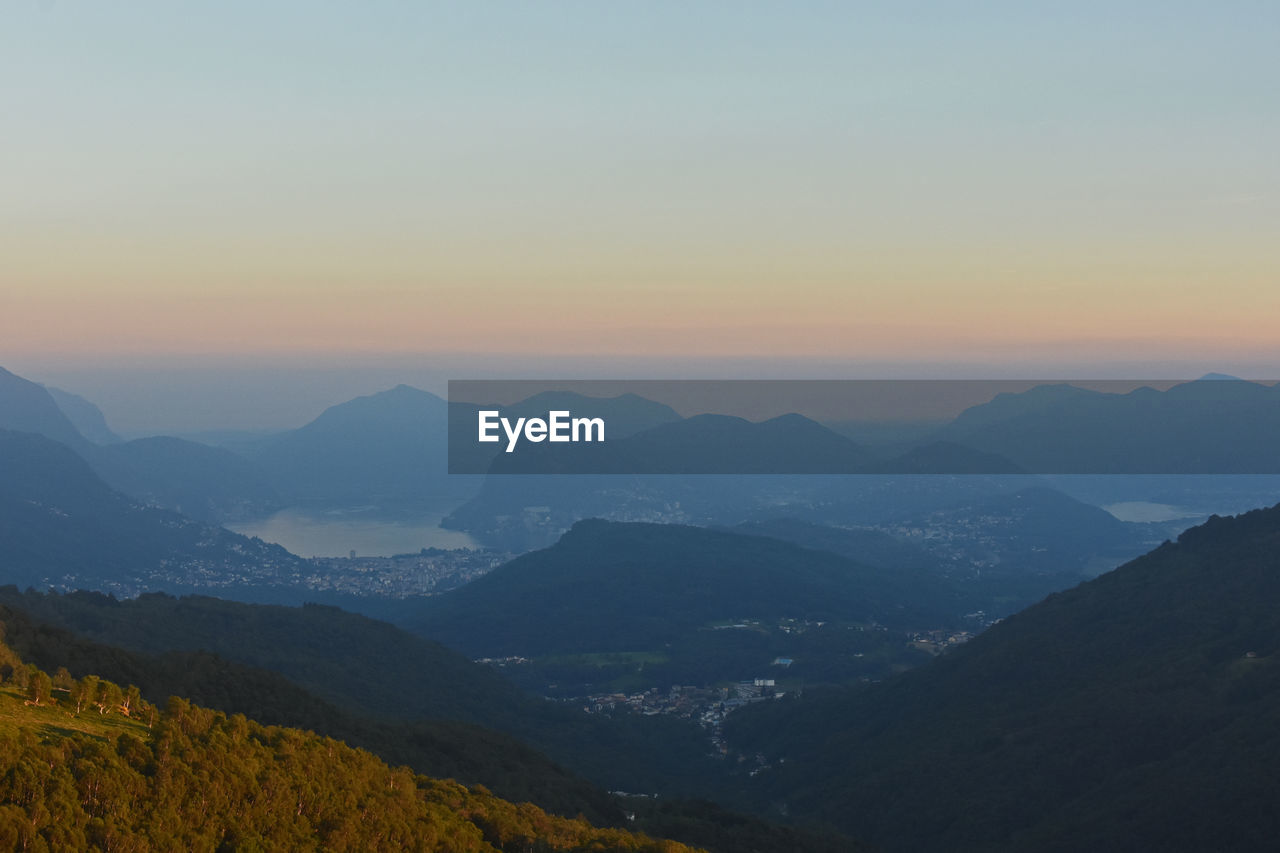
1102;501;1200;523
227;507;480;557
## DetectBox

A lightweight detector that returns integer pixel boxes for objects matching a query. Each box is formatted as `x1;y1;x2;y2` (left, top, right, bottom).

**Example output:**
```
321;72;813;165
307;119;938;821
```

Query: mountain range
0;429;302;593
1;367;280;523
10;364;1280;540
939;379;1280;473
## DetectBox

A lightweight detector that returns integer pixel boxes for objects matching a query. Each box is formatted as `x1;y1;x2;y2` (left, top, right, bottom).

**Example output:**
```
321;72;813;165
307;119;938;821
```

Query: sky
3;2;1279;430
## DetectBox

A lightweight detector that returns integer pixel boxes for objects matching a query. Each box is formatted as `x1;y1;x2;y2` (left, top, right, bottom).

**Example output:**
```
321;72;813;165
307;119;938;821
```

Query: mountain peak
0;365;92;450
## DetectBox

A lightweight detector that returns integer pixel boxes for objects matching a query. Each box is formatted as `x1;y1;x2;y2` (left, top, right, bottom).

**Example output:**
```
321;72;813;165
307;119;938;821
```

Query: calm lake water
1102;501;1199;523
227;507;479;557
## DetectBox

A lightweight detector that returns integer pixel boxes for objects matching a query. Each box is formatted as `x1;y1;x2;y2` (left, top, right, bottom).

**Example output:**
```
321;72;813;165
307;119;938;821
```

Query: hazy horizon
10;354;1280;435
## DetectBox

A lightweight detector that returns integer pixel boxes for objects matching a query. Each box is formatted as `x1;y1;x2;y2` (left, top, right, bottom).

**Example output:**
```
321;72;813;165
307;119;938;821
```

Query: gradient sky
4;1;1279;377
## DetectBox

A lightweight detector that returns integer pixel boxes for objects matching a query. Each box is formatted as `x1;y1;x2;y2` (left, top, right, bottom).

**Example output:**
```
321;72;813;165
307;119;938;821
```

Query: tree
24;668;52;707
96;680;123;716
53;667;75;692
73;675;101;715
121;685;142;717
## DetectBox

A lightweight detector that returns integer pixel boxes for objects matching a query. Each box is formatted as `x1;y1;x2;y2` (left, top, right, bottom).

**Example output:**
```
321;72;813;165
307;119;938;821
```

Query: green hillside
0;604;862;853
0;600;623;823
0;589;727;799
0;641;698;852
724;502;1280;852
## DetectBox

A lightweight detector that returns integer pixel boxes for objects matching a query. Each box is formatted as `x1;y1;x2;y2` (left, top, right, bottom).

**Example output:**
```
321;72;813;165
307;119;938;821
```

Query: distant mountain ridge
939;378;1280;473
473;409;1028;477
43;385;123;444
499;391;682;437
1;366;280;522
485;412;874;475
409;519;963;658
90;435;282;522
246;384;478;509
0;366;91;450
0;428;302;592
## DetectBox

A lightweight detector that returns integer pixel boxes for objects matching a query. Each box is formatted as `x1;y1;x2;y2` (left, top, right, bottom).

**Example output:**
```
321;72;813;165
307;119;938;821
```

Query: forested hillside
724;503;1280;852
0;600;621;823
0;638;697;852
0;589;725;797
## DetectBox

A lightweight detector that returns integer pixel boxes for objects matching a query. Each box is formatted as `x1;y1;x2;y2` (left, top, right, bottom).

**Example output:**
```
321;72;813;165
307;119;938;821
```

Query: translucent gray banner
447;378;1280;475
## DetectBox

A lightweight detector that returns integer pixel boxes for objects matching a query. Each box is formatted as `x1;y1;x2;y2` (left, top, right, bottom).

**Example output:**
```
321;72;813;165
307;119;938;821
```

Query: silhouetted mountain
411;520;960;659
724;502;1280;852
2;366;278;522
626;412;872;474
43;385;122;444
91;436;283;523
249;384;476;508
501;391;682;438
939;379;1280;473
487;413;872;475
945;383;1101;432
0;366;92;451
0;429;303;592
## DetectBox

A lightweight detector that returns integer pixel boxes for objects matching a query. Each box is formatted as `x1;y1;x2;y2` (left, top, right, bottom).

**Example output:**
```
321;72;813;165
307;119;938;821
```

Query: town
304;548;509;597
44;547;509;602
